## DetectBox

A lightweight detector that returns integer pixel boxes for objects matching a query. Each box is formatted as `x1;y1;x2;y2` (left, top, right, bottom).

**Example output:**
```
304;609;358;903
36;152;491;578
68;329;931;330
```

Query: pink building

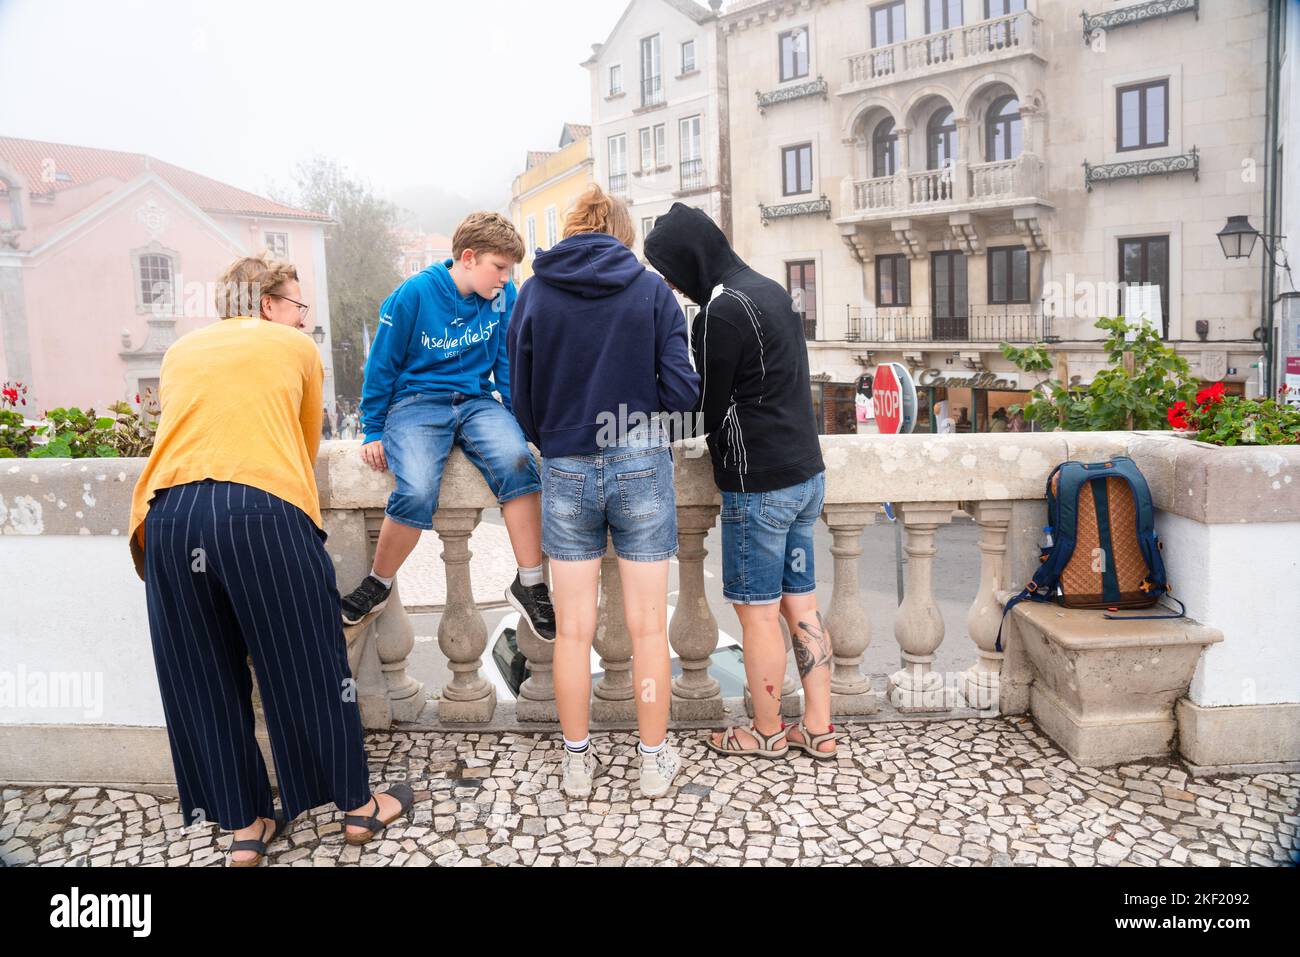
395;228;453;278
0;136;337;416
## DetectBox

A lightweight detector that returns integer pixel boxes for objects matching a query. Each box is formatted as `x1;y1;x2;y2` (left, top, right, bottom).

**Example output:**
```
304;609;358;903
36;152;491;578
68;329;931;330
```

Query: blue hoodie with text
507;232;699;457
360;260;516;443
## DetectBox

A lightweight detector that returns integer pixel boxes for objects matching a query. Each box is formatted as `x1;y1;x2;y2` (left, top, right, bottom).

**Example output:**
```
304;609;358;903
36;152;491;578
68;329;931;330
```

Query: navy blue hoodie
507;232;700;457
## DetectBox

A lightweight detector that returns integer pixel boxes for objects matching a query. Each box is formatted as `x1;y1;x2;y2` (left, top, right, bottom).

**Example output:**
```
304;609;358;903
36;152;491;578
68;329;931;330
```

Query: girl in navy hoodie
507;185;699;800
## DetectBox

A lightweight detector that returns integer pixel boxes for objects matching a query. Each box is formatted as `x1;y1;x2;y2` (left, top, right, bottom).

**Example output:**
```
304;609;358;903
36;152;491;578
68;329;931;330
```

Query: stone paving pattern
3;718;1297;867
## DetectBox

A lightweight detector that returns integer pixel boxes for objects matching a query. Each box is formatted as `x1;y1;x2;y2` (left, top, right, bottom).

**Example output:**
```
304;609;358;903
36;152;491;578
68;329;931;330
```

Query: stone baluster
961;501;1013;712
593;533;636;721
432;507;495;722
889;502;957;712
514;559;557;722
670;504;724;720
364;509;426;724
822;504;878;716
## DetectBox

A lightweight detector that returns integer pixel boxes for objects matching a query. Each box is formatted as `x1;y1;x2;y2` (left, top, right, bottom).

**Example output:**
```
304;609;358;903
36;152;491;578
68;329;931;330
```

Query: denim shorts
382;392;541;531
541;434;678;563
720;471;825;605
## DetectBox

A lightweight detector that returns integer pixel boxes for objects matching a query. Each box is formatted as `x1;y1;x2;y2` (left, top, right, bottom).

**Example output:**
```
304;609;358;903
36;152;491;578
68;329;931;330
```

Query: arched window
872;119;898;178
927;107;957;170
986;96;1022;162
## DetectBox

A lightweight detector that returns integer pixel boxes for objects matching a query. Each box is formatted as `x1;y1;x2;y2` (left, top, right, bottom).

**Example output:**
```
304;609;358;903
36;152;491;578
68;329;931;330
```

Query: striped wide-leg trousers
142;479;372;830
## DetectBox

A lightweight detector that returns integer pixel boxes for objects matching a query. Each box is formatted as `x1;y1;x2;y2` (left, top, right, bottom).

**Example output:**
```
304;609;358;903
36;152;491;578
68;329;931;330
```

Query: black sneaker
505;574;556;642
341;575;392;626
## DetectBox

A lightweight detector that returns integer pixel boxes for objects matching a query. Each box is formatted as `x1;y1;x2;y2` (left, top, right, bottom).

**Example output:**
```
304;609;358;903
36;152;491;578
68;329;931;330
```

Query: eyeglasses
271;294;310;319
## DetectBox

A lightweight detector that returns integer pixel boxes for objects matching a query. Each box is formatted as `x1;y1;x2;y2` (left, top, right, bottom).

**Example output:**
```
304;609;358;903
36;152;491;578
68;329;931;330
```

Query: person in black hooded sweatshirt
645;203;838;762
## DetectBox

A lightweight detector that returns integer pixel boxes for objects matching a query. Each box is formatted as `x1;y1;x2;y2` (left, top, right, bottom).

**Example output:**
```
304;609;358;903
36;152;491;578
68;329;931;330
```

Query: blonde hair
214;252;299;319
563;184;635;249
452;211;526;263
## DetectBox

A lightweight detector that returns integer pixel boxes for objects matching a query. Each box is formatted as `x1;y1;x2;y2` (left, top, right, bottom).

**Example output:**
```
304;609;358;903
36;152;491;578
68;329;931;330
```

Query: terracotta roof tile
0;136;331;222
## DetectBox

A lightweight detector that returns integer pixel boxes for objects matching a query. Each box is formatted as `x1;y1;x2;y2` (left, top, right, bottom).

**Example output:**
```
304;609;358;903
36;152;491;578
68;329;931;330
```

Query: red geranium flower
1;387;16;405
1167;401;1191;430
1196;383;1226;406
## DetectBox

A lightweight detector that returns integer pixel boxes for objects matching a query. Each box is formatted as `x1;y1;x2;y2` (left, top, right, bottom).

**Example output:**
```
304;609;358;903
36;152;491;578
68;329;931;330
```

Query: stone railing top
3;432;1298;538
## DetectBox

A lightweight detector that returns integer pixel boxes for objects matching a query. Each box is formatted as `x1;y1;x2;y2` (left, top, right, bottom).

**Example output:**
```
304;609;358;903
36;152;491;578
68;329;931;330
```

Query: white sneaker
638;743;682;798
561;746;600;799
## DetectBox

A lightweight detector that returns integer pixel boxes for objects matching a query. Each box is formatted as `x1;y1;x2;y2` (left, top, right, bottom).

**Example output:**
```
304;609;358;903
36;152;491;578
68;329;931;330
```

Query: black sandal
228;811;289;868
343;784;414;846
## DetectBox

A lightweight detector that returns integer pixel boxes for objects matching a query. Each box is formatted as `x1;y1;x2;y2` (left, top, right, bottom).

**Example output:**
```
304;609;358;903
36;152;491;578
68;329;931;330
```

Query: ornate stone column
962;501;1013;711
889;502;957;712
822;504;878;716
670;504;724;720
365;511;425;723
432;507;496;722
592;534;635;722
514;559;557;722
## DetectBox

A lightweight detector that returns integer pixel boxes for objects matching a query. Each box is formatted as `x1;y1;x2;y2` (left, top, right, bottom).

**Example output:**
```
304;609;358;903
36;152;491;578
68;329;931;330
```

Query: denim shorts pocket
545;467;586;519
615;467;661;519
759;490;803;529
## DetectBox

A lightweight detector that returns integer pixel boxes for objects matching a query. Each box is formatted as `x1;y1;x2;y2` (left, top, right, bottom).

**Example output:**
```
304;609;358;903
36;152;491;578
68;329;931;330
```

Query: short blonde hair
214;252;299;319
452;211;525;263
563;184;635;248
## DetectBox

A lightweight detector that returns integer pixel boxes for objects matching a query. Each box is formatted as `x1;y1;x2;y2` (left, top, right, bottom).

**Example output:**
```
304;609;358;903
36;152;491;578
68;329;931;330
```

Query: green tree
1000;316;1199;432
277;158;403;402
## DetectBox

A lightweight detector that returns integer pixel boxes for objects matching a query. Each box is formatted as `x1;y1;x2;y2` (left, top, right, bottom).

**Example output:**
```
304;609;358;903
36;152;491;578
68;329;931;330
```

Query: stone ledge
1000;594;1223;767
1176;698;1300;769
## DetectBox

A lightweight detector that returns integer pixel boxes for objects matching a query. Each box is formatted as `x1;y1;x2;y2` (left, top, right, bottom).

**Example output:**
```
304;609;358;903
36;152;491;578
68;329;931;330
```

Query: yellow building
510;123;594;283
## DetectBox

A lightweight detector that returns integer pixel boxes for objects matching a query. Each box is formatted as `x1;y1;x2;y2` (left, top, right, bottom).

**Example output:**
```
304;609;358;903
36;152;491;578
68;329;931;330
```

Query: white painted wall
1156;511;1300;707
0;536;163;726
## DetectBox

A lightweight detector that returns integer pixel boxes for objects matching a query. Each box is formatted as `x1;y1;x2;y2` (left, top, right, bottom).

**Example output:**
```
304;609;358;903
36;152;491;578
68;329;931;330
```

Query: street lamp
311;325;326;344
1216;215;1260;260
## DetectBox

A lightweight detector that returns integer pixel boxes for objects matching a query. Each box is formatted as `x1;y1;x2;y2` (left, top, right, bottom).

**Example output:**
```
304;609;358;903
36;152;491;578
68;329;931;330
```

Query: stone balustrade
3;430;1298;785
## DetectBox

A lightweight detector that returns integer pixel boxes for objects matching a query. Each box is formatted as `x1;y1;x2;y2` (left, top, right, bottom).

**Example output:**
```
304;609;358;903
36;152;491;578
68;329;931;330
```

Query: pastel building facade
0;136;337;416
509;123;594;283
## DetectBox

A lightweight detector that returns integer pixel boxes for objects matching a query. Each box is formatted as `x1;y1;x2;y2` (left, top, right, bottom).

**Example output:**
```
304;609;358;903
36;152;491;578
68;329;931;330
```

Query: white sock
369;568;394;588
564;735;590;753
519;563;544;587
639;738;666;755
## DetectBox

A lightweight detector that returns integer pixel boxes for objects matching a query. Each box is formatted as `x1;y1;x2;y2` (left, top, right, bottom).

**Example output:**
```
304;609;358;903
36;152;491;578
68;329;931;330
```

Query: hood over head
643;203;745;306
530;232;645;299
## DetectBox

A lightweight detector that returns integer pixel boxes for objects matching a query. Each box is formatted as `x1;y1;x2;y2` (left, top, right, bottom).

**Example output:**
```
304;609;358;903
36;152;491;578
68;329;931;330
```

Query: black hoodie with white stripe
644;204;825;494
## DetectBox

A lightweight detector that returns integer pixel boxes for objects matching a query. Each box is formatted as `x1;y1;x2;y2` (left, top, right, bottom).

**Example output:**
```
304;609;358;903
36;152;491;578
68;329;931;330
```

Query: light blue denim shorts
541;433;678;563
720;471;825;605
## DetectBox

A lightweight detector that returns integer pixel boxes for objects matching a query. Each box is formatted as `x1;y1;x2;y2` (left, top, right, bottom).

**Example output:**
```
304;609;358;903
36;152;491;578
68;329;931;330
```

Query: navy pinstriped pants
143;480;372;830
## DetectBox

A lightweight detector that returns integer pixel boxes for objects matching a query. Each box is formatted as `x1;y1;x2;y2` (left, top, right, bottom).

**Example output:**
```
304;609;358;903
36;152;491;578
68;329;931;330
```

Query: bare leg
617;558;672;747
781;593;835;753
550;558;602;742
501;493;544;569
711;602;787;749
370;517;422;580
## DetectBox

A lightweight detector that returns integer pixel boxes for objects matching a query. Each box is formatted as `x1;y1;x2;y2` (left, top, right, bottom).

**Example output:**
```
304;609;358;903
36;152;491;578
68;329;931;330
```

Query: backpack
996;456;1186;653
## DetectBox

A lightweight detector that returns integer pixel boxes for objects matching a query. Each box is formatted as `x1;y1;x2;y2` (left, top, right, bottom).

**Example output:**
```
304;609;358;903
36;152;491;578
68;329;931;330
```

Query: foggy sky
0;0;626;211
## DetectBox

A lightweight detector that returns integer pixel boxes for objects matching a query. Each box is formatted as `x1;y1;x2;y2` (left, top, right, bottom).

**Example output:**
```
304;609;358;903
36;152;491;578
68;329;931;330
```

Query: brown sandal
227;812;288;867
785;721;839;761
705;723;789;759
343;784;414;846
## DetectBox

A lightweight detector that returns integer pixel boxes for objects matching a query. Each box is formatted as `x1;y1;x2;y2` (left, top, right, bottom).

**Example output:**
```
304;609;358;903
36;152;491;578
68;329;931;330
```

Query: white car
486;606;749;701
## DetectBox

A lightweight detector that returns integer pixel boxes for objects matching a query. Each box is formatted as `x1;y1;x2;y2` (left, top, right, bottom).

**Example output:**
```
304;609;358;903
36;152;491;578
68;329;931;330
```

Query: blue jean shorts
541;434;678;563
381;392;541;531
720;471;825;605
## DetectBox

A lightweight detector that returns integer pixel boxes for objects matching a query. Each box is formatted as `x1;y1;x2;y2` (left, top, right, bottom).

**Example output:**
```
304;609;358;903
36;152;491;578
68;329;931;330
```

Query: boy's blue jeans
381;392;541;530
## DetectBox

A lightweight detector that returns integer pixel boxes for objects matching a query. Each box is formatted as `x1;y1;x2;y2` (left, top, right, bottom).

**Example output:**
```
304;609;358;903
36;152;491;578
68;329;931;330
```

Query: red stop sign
873;363;903;434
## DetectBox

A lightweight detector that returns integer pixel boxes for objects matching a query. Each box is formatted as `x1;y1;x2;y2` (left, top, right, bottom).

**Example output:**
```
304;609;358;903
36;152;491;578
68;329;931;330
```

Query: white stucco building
719;0;1273;433
585;0;730;274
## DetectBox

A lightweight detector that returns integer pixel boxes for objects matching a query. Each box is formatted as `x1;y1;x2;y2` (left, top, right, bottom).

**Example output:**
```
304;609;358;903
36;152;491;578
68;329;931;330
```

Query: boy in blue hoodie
341;212;555;641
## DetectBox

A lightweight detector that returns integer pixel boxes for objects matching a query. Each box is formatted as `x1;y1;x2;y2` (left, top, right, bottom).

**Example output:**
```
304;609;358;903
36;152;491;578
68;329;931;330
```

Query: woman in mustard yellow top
129;253;412;866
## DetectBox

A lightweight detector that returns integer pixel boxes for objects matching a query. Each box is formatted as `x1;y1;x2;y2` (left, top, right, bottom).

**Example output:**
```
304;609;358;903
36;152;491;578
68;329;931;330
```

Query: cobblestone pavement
3;718;1297;867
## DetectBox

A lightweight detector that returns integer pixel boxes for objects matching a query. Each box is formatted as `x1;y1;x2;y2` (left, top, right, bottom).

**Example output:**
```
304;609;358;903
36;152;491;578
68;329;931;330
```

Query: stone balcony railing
841;154;1045;221
2;432;1298;787
842;11;1044;95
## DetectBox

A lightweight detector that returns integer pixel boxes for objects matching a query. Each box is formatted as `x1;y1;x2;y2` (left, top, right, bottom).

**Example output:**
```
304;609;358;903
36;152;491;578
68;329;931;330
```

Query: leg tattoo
793;611;831;679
